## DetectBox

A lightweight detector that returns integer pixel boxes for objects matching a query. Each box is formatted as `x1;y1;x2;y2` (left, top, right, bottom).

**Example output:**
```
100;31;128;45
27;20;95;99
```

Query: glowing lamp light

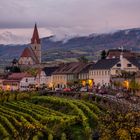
6;85;10;91
88;79;93;87
82;80;86;86
123;80;129;89
49;83;53;88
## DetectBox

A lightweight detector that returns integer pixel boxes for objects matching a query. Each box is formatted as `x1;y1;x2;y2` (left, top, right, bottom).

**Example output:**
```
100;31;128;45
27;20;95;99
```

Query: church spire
31;23;40;44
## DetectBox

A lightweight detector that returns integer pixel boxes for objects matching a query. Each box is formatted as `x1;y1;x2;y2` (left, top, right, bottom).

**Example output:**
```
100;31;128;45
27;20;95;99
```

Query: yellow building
52;62;93;88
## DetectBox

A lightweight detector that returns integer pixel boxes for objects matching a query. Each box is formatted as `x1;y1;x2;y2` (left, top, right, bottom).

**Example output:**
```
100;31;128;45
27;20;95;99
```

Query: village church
18;24;41;65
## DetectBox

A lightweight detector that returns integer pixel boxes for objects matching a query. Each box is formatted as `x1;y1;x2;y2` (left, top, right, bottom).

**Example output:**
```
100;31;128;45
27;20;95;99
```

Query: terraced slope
0;96;102;140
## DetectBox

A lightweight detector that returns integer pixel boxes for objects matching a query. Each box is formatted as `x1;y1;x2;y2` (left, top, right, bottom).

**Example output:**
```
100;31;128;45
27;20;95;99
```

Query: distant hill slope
1;28;140;62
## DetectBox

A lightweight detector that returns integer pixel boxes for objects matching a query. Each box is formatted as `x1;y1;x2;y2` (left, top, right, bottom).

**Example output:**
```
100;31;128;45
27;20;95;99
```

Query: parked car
80;87;88;92
54;88;62;92
63;88;71;92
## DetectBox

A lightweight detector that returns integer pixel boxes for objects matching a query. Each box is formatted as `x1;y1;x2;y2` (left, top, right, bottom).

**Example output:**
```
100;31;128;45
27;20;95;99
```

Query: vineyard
0;95;102;140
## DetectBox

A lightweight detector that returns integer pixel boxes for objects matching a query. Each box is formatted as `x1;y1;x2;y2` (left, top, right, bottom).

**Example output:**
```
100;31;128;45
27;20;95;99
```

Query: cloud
0;0;140;44
0;28;52;44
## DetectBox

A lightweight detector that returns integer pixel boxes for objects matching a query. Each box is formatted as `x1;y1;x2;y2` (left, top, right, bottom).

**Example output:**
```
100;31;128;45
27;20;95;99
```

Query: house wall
89;69;111;86
2;82;19;91
52;74;76;88
111;58;138;75
20;77;35;91
78;73;89;80
31;43;41;63
36;71;47;86
46;76;53;87
52;74;67;88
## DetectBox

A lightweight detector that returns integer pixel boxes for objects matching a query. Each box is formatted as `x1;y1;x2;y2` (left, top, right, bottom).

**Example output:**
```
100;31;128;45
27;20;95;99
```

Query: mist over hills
1;28;140;63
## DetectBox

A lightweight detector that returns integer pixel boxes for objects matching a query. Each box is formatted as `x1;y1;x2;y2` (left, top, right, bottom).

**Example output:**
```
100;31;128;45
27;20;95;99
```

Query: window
102;71;104;75
108;71;110;75
127;64;132;67
116;70;119;74
26;79;28;82
117;63;121;67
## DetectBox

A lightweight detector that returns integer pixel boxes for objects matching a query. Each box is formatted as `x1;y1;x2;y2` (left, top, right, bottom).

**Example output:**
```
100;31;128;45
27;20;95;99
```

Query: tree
5;66;21;73
26;68;38;76
77;56;88;63
101;50;107;59
129;80;140;94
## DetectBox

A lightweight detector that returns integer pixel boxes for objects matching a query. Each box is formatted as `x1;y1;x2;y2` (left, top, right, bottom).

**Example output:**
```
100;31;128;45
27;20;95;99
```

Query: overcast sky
0;0;140;44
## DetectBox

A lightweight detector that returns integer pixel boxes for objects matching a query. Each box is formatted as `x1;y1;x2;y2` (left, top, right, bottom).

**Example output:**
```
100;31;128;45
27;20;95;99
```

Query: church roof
20;47;39;64
31;23;40;44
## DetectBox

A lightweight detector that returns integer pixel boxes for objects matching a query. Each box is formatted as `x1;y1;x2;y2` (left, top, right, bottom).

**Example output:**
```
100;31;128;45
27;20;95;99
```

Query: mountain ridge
1;28;140;63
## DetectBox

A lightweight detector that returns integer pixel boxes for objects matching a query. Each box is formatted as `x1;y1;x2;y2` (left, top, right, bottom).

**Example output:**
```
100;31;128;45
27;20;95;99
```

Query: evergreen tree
101;50;107;59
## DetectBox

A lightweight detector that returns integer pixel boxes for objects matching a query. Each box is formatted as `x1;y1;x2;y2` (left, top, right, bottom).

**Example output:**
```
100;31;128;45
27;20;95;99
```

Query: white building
89;56;140;86
35;67;58;88
2;73;35;91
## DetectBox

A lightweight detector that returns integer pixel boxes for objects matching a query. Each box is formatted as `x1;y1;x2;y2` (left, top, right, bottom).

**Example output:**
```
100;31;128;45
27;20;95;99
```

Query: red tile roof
3;80;20;85
8;72;32;80
21;47;32;57
31;23;40;44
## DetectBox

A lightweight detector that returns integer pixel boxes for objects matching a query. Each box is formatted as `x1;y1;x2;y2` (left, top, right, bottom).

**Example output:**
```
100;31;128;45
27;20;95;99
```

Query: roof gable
20;47;32;57
127;58;140;69
92;59;120;70
20;47;39;64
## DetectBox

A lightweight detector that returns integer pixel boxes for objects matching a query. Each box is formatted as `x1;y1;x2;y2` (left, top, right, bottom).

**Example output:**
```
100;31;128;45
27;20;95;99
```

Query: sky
0;0;140;44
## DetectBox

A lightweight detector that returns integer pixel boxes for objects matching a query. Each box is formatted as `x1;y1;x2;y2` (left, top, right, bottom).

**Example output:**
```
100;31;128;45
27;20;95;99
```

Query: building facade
2;73;35;91
52;62;93;88
89;56;140;86
35;67;58;88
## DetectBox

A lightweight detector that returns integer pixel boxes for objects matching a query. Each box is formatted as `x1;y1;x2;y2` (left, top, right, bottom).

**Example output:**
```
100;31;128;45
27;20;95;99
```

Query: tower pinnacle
31;23;40;44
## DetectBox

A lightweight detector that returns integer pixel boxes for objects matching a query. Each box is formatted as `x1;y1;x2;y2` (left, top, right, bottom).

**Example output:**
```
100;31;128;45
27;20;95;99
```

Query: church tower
31;23;41;63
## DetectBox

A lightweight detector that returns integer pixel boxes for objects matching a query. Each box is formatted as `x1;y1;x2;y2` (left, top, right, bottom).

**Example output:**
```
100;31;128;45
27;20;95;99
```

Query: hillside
1;28;140;64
